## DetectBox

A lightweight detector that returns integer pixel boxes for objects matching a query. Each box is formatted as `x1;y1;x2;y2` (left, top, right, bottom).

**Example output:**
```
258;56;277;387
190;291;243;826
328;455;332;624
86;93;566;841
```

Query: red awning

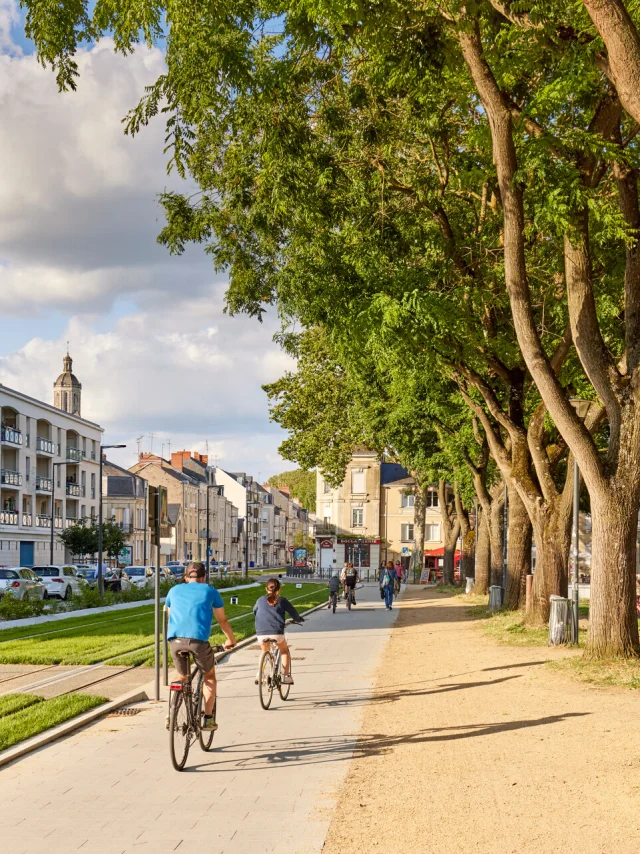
424;548;461;558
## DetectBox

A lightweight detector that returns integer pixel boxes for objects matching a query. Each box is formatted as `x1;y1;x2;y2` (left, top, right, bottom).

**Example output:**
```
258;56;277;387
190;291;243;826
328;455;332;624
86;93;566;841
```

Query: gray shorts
170;638;215;677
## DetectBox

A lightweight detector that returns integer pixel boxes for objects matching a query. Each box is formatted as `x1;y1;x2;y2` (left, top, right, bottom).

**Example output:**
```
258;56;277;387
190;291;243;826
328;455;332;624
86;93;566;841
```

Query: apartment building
315;449;383;571
316;451;448;572
102;460;148;565
213;469;261;569
0;354;102;567
131;452;240;566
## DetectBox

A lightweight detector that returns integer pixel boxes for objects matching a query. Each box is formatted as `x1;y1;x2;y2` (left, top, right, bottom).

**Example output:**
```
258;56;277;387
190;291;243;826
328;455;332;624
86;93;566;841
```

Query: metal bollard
163;608;169;687
465;577;474;594
548;595;570;646
489;585;502;611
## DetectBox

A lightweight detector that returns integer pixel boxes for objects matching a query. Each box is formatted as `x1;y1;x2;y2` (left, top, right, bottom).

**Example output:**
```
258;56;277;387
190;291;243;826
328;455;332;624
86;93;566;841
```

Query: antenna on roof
148;432;154;454
136;435;144;457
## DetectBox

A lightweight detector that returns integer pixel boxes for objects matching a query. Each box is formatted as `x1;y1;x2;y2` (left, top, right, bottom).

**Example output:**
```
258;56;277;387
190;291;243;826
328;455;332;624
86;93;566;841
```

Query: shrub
0;593;49;621
210;574;258;589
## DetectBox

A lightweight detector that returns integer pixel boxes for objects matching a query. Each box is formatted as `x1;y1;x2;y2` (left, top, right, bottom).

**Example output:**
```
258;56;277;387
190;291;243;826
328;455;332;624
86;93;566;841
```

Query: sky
0;1;295;479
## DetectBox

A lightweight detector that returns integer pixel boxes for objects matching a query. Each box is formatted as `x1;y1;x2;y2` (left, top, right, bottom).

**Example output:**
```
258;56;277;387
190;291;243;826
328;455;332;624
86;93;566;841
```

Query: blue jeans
383;584;394;608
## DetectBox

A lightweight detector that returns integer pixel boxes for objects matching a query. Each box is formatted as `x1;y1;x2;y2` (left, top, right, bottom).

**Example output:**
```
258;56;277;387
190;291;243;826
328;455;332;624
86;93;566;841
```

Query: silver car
33;565;84;600
0;567;47;601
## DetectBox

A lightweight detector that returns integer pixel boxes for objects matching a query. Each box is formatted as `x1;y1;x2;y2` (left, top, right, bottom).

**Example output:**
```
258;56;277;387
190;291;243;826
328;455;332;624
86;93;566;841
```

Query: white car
33;565;85;600
0;567;46;601
124;565;154;588
124;566;173;588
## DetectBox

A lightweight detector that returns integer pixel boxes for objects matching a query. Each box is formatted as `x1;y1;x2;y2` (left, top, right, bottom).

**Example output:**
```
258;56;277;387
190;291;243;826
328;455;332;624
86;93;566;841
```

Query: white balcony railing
0;509;18;525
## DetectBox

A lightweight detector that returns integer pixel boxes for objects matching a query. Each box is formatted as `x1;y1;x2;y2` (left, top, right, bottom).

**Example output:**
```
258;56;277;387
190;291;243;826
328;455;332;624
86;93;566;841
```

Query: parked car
0;567;47;601
103;568;131;592
76;566;99;588
33;565;85;600
166;562;187;580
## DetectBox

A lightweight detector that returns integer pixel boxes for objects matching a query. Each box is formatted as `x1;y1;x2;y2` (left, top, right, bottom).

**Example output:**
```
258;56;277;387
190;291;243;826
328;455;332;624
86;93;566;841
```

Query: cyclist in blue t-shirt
165;561;236;731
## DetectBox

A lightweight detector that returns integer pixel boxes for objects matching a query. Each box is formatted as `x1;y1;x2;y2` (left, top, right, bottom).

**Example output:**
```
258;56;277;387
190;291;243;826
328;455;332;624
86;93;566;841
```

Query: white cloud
0;286;296;478
0;32;297;480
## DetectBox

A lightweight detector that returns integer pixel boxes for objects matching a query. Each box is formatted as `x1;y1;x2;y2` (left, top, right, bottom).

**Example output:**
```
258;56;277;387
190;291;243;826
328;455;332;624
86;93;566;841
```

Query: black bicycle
329;589;340;613
168;643;226;771
257;620;303;710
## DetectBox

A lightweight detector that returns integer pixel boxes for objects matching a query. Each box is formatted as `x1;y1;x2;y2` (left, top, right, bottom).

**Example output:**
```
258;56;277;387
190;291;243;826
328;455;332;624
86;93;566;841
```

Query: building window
425;523;441;541
401;492;415;508
401;523;414;542
351;469;366;494
91;473;96;499
426;489;439;508
25;457;30;482
351;508;364;527
323;480;332;494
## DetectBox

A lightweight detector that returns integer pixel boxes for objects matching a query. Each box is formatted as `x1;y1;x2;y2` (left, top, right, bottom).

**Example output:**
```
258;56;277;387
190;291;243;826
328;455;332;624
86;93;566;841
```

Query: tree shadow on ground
189;712;590;773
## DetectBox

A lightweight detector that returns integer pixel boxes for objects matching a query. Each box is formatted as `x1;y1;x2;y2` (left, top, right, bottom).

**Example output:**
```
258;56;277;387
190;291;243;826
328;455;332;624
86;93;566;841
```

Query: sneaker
201;715;218;732
281;674;294;685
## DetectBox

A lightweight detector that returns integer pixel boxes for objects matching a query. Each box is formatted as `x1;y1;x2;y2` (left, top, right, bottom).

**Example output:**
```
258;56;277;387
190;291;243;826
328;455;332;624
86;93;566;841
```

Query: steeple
53;351;82;416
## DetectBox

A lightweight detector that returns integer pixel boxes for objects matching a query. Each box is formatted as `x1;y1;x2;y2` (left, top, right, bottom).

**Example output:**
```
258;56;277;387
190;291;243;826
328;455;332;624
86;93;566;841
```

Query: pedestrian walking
394;560;402;594
380;560;398;610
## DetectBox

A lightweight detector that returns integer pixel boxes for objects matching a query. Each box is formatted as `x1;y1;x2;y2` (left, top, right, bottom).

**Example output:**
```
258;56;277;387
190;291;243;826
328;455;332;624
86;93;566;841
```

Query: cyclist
342;561;360;605
165;561;236;732
253;578;303;685
327;569;341;608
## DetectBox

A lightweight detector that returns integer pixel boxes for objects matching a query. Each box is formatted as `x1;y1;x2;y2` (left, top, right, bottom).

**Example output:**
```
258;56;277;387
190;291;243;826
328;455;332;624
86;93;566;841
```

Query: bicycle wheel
347;588;352;610
169;690;191;771
196;673;216;751
332;593;337;614
258;650;274;710
278;657;292;701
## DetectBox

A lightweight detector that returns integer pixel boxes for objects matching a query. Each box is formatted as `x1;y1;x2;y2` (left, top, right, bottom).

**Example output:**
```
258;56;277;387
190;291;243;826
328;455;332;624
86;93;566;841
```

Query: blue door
20;541;35;567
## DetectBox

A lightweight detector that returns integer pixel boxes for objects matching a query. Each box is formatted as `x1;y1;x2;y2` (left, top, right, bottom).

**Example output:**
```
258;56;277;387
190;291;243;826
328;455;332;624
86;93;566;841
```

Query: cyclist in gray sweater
253;578;303;685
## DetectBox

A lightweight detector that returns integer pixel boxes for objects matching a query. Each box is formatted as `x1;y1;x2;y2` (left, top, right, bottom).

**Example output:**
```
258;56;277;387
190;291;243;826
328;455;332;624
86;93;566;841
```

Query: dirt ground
321;586;640;854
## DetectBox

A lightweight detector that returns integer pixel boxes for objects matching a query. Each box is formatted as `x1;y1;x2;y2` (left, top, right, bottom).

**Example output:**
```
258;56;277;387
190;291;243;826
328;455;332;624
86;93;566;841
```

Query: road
0;583;396;854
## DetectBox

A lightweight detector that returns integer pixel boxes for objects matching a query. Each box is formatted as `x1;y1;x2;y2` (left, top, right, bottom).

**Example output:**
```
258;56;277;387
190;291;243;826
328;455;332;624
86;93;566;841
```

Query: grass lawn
0;583;328;666
0;693;106;751
434;586;640;690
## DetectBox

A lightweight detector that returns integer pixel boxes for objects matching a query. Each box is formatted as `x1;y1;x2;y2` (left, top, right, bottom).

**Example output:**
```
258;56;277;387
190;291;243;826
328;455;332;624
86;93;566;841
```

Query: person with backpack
342;562;360;604
380;560;398;610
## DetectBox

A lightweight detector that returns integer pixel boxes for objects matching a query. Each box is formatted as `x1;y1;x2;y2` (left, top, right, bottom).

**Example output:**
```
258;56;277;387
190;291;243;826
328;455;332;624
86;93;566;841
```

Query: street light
568;398;593;644
50;461;67;564
97;443;126;596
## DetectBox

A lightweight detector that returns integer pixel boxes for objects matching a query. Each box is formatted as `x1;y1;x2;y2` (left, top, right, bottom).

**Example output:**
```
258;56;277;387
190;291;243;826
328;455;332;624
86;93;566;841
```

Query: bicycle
257;620;303;710
329;589;340;613
168;643;226;771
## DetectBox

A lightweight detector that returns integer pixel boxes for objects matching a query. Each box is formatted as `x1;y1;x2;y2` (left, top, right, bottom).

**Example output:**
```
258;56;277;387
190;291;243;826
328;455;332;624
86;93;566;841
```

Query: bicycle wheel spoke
169;691;191;771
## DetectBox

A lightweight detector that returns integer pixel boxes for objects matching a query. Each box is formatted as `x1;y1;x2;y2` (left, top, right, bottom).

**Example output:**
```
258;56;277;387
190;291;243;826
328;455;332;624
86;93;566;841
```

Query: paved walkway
1;584;397;854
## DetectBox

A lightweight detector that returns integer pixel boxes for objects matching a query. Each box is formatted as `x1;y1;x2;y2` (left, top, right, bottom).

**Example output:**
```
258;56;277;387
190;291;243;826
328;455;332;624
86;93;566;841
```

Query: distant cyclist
342;562;360;605
327;570;341;608
253;578;303;685
165;561;236;732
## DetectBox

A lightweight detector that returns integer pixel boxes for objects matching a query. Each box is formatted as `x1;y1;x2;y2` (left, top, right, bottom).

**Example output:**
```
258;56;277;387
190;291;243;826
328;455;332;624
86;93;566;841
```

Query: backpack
382;570;391;588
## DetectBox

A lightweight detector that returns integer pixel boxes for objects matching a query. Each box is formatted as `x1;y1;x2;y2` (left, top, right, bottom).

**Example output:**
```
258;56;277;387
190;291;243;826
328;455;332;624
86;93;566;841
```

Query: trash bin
465;577;474;595
489;585;502;611
548;595;569;645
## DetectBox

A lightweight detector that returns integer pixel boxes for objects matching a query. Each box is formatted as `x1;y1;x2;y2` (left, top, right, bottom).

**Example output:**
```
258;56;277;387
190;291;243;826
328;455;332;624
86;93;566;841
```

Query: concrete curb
0;685;150;769
0;595;330;768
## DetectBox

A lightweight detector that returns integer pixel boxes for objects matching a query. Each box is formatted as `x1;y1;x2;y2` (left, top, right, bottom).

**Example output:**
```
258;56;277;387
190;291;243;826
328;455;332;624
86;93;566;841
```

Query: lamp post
97;443;126;596
50;461;66;564
568;398;592;644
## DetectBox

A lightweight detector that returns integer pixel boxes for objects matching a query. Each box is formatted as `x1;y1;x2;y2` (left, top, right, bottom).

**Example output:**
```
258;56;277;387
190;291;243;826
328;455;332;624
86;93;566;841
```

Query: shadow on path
188;711;590;773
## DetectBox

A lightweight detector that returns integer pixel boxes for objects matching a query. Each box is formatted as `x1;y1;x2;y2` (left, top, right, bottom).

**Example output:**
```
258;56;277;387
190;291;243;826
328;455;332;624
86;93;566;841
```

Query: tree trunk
489;488;505;587
503;487;531;610
455;487;473;586
528;506;571;625
474;507;491;595
412;477;426;580
438;480;461;585
587;489;640;658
